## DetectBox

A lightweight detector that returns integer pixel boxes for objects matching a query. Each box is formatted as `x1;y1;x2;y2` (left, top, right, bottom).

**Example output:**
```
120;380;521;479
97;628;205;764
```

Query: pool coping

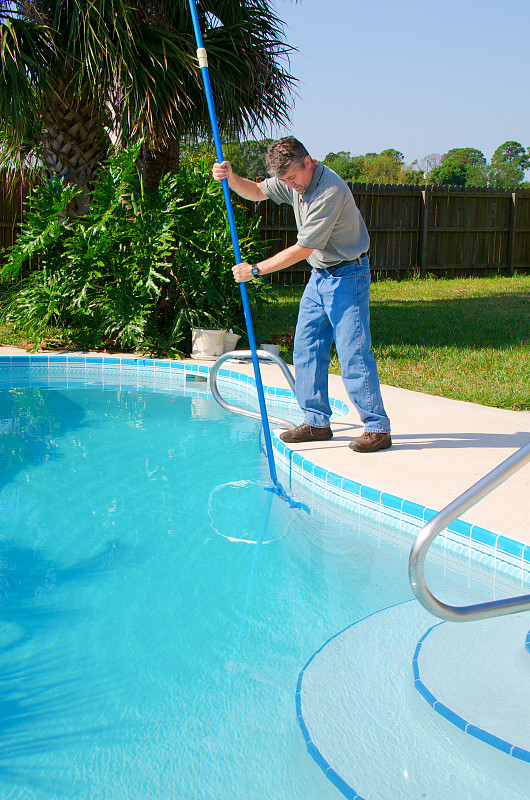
1;352;529;584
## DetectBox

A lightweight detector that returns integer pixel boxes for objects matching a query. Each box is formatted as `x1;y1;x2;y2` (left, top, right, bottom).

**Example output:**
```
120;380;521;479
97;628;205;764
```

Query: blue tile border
2;354;529;585
413;623;530;763
0;352;500;399
272;439;530;584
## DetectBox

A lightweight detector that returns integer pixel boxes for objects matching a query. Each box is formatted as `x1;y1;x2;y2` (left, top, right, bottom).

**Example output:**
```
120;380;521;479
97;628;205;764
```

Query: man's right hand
211;162;268;202
212;161;232;182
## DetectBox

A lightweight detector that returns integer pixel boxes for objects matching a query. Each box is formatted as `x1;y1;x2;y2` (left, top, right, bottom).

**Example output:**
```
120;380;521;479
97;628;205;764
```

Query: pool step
413;612;530;762
297;601;530;800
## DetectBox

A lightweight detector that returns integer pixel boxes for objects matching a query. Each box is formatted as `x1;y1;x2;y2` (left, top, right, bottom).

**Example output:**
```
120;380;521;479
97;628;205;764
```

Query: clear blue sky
268;0;530;166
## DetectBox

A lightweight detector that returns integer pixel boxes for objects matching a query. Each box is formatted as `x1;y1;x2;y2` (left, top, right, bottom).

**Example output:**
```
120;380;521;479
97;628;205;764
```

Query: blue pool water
0;363;528;800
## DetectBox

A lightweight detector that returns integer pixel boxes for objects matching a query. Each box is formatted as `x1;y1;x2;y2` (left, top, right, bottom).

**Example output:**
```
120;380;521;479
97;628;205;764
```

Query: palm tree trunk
140;134;180;192
41;88;109;214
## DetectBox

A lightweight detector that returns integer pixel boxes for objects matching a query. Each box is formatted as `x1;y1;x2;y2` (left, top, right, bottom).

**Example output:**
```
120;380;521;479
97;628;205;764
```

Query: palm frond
0;16;54;137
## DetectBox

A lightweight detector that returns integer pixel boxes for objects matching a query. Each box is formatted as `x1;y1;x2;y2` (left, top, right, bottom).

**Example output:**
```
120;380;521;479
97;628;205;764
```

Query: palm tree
136;1;298;190
1;2;138;208
0;0;296;204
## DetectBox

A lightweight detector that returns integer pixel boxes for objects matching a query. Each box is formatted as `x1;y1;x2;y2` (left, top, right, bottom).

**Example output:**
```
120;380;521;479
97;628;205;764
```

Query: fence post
420;188;429;278
507;191;517;276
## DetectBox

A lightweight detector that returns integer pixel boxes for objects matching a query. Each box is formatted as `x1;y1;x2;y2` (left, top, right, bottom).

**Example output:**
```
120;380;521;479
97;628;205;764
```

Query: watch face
251;265;260;277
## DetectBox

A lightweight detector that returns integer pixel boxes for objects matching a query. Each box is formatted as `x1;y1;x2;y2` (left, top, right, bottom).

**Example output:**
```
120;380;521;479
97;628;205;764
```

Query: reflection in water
0;389;86;490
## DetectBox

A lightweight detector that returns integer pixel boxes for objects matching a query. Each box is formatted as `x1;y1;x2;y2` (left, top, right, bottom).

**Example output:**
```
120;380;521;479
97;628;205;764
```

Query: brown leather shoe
349;431;392;453
280;423;333;443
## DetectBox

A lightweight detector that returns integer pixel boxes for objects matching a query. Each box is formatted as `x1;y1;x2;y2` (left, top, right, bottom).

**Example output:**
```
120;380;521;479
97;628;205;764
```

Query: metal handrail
409;441;530;622
209;350;297;430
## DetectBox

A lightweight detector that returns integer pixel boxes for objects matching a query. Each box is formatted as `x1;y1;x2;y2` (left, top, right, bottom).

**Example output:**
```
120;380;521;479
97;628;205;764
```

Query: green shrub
1;143;271;355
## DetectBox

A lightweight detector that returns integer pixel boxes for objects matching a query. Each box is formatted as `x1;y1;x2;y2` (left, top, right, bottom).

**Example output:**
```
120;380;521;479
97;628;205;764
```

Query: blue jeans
293;257;391;432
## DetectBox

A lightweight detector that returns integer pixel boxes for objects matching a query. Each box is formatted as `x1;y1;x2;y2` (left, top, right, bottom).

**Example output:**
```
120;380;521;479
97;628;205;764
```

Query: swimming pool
0;356;528;800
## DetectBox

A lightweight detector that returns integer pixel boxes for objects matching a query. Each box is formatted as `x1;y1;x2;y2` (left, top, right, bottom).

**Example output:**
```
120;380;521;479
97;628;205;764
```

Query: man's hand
212;160;232;182
232;261;253;283
211;162;268;202
231;243;314;283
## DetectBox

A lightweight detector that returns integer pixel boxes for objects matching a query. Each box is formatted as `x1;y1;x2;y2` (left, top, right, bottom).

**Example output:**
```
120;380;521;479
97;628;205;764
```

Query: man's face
278;155;316;193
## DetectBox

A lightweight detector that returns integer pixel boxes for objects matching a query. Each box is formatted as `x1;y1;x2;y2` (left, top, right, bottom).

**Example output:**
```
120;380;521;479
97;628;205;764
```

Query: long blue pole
187;0;280;488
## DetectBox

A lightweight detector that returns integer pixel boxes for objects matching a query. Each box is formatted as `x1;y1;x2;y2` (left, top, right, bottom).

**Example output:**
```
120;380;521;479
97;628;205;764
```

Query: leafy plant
1;143;272;355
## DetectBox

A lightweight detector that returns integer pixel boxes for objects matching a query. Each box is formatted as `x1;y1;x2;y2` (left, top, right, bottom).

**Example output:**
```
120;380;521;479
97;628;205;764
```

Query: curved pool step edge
295;602;412;800
413;619;530;764
297;601;530;800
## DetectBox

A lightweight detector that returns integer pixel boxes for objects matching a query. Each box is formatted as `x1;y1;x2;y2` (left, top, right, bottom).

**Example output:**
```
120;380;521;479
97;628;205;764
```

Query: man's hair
266;137;310;177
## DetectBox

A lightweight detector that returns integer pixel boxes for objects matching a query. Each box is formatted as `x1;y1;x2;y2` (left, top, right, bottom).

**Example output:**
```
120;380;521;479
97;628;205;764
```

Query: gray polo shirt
259;162;369;270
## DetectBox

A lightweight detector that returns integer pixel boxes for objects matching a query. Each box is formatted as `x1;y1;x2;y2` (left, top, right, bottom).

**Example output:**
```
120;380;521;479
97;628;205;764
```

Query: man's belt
315;253;368;274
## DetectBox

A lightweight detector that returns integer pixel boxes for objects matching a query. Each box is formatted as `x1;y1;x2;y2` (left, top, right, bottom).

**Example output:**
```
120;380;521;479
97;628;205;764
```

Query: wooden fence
243;183;530;282
0;182;29;267
1;180;529;280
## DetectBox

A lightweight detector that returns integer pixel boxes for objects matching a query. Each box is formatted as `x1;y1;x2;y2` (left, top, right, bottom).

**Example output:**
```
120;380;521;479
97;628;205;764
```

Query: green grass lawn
254;274;530;411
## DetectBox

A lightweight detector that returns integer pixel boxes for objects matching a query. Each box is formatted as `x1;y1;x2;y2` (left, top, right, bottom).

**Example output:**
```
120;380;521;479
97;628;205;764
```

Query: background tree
223;138;274;181
491;140;530;171
177;137;273;181
0;0;297;204
418;153;443;182
179;138;216;170
361;150;401;183
399;161;426;185
485;140;530;187
429;161;469;185
322;150;365;182
359;149;424;184
429;147;486;185
430;142;529;187
484;160;527;188
443;148;487;168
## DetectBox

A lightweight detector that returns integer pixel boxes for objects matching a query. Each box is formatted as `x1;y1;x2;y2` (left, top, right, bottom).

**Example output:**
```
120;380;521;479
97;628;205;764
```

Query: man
212;136;391;453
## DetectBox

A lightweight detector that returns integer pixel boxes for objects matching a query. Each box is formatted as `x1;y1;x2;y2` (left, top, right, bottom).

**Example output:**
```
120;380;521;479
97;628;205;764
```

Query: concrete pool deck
204;356;530;547
2;346;529;546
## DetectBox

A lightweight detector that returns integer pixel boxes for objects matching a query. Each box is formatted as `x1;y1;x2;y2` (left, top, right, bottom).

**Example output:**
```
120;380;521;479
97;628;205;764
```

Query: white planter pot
223;333;241;353
191;328;226;360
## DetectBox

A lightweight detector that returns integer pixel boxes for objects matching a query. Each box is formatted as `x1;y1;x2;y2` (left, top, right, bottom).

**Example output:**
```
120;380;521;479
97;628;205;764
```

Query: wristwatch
251;264;261;278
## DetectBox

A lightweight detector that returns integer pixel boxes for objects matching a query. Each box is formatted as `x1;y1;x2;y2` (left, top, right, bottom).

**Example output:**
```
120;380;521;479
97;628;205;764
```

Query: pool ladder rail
409;440;530;622
209;350;297;431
